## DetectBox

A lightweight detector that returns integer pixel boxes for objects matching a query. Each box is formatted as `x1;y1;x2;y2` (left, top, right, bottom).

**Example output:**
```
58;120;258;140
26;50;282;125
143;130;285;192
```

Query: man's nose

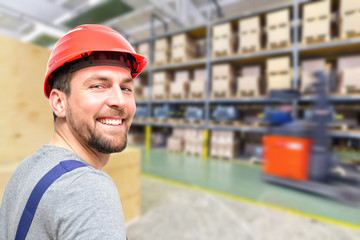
107;86;126;108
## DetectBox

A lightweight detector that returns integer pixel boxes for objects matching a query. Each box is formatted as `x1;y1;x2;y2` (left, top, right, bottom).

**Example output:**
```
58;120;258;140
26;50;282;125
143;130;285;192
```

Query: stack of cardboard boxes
152;71;171;100
189;68;206;99
210;131;240;159
212;22;235;57
170;70;190;99
211;63;235;98
266;56;292;93
184;129;204;156
301;59;327;93
154;38;170;66
167;128;185;153
171;33;197;63
302;0;331;44
339;0;360;39
237;66;262;97
239;16;261;53
266;8;291;49
337;55;360;94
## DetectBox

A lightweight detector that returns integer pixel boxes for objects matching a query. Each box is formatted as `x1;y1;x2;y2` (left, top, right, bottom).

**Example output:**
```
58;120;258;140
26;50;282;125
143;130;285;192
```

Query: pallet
133;117;147;123
302;34;330;45
171;57;192;64
328;123;358;131
239;46;260;54
152;94;168;100
237;90;260;98
169;93;187;100
211;91;234;99
151;118;168;124
212;50;232;58
167;118;183;125
339;85;360;95
267;41;290;50
189;92;205;99
183;119;205;126
210;120;242;127
340;30;360;40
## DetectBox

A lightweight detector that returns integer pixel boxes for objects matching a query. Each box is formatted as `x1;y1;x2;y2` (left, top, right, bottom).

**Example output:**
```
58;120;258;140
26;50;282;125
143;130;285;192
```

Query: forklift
262;71;360;206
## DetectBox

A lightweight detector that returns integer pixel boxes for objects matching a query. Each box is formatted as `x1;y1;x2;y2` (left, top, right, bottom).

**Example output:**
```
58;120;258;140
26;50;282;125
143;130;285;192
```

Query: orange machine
263;135;312;181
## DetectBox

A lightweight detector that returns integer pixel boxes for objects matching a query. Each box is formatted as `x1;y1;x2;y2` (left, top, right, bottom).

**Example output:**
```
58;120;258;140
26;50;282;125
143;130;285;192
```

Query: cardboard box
212;22;235;56
302;0;331;44
153;71;171;85
171;33;196;62
267;56;292;91
152;83;169;99
266;8;291;49
239;16;261;53
154;38;170;65
167;136;184;152
340;0;360;38
137;42;150;60
340;67;360;91
301;59;327;92
170;79;189;98
237;76;260;95
212;63;235;96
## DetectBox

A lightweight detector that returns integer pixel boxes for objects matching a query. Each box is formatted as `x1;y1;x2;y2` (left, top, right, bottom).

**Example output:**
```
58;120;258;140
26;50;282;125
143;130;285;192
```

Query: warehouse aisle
126;177;360;240
139;149;360;230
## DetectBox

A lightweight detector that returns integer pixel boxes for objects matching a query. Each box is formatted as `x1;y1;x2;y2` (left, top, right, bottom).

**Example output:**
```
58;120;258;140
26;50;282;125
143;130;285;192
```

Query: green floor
141;148;360;230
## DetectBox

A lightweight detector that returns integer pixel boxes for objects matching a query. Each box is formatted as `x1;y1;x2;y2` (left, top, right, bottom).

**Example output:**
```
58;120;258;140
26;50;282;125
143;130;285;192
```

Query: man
0;24;147;239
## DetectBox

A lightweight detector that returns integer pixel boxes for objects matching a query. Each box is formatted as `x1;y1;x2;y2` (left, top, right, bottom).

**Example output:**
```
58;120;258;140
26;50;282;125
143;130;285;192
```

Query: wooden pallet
189;92;205;99
210;120;242;127
183;119;205;126
267;41;290;50
152;94;168;100
169;93;187;100
237;90;260;98
340;30;360;40
328;123;358;131
239;46;260;54
151;118;168;124
302;34;330;45
339;85;360;95
211;91;234;99
133;117;147;123
212;50;232;58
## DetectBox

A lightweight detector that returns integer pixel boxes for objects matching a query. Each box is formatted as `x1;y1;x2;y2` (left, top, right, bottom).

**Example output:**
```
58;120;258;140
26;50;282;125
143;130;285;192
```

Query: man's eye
91;85;104;89
121;87;132;92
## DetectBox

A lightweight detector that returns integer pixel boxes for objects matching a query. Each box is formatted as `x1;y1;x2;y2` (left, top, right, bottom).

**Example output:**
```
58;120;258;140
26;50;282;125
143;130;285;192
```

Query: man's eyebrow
83;74;134;84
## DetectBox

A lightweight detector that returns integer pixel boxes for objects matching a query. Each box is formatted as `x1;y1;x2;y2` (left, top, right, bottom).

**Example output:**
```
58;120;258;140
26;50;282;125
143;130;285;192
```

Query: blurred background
1;0;360;239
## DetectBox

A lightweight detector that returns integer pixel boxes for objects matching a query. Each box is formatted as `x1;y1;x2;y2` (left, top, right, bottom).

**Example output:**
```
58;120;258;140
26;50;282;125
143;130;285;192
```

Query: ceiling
0;0;290;48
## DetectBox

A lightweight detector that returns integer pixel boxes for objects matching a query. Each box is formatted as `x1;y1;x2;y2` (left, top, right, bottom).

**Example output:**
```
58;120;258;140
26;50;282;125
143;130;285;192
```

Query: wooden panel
103;147;141;223
0;35;52;164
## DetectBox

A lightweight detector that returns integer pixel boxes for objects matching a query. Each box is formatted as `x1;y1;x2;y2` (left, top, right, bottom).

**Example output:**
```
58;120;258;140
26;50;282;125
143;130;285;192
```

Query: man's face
65;65;136;154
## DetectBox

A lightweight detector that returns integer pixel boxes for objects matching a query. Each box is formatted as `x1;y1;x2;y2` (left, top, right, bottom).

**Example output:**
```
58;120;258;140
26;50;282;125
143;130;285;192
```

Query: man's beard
67;105;128;154
88;129;127;154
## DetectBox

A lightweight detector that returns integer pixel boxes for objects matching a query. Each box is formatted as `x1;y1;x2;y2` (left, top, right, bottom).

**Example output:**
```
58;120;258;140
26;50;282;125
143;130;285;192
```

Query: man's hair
50;64;72;121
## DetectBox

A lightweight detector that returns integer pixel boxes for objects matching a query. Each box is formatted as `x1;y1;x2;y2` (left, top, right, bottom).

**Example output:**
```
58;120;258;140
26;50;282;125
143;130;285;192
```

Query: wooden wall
0;35;52;164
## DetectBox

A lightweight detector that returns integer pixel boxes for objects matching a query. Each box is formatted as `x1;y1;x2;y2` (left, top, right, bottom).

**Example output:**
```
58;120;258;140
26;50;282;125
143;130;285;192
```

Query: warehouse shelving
130;0;360;159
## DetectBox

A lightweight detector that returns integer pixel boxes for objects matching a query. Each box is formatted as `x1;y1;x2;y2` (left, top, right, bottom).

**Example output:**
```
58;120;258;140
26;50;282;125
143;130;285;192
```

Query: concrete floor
126;177;360;240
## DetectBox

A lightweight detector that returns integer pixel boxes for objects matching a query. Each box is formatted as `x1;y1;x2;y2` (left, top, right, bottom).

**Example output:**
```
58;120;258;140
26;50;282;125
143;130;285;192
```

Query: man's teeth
98;119;123;125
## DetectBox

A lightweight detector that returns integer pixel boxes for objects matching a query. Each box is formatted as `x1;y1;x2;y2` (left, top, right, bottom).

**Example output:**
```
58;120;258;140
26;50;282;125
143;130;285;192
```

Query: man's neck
49;126;110;170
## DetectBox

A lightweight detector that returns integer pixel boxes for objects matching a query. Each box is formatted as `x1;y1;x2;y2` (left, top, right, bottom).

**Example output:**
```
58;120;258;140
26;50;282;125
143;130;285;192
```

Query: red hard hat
44;24;147;98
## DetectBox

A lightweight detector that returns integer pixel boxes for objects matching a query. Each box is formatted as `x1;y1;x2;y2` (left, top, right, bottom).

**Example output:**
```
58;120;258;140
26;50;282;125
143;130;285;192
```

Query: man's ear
49;89;67;118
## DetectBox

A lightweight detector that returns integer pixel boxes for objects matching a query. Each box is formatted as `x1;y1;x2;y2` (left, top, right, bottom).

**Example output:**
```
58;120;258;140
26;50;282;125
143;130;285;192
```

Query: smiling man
0;25;147;240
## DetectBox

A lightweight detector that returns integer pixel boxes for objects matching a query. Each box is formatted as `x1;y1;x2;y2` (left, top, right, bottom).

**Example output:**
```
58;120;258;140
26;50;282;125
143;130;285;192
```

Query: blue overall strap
14;160;87;240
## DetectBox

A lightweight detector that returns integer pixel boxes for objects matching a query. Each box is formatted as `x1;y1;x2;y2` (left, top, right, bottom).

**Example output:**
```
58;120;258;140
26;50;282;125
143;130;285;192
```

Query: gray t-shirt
0;145;127;239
